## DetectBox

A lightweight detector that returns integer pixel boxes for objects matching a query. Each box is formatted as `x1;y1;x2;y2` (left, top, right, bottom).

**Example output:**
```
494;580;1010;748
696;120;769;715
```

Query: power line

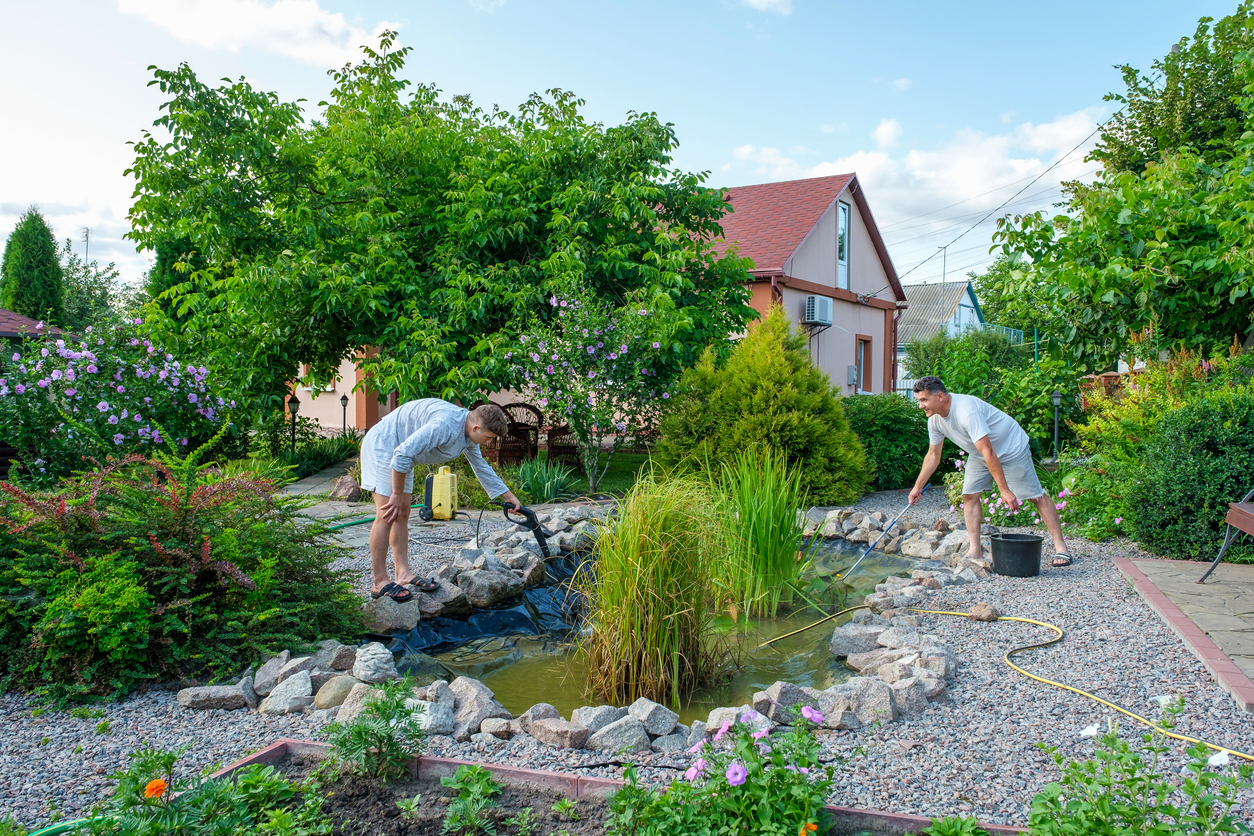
884;184;1076;248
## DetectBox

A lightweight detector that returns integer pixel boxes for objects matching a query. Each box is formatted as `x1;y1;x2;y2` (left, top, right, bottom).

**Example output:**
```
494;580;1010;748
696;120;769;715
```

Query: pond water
387;540;919;725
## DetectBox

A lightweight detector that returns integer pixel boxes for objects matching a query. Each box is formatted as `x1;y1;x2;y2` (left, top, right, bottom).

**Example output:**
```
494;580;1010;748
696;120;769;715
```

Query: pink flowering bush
510;292;671;492
0;319;232;484
607;706;834;835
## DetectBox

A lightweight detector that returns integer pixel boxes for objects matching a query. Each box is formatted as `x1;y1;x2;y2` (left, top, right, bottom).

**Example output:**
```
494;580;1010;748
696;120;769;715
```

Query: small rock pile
359;505;608;633
827;613;959;717
802;507;997;563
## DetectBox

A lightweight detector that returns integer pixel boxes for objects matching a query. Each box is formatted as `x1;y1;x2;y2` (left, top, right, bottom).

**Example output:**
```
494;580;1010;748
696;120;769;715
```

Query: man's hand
379;494;406;523
908;485;925;505
499;490;521;510
999;489;1020;513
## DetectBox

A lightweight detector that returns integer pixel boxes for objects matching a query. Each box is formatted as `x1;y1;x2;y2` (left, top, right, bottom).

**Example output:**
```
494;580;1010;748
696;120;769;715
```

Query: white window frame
836;202;851;290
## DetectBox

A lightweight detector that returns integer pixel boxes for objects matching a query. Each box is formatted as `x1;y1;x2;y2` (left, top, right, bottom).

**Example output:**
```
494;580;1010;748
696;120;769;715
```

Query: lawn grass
569;451;652;498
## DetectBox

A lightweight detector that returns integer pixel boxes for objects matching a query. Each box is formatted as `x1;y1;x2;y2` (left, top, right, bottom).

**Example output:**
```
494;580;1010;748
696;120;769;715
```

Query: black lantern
340;393;350;437
1051;389;1062;460
287;393;300;455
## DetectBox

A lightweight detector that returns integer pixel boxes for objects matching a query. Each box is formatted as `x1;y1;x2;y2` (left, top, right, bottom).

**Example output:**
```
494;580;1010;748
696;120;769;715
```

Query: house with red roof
715;174;907;394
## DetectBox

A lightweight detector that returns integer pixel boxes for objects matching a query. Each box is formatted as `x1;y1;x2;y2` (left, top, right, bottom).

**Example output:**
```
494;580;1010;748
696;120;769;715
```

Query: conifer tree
656;305;871;504
1;208;64;324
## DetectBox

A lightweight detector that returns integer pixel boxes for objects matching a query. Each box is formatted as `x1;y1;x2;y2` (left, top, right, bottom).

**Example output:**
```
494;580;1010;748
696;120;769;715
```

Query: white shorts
962;446;1044;501
359;427;413;497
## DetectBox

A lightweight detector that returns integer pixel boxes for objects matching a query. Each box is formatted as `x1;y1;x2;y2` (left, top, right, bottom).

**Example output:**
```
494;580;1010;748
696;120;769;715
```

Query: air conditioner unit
803;295;833;326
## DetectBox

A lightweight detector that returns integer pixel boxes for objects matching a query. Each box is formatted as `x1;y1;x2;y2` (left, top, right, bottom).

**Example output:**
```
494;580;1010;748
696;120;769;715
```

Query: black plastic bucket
989;532;1043;577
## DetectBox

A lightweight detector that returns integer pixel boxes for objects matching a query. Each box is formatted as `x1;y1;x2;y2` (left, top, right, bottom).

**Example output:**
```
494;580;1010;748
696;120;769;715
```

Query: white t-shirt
927;393;1029;461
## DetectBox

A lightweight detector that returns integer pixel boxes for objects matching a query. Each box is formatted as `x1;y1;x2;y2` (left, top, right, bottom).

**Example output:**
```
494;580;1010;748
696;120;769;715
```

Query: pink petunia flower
725;763;748;786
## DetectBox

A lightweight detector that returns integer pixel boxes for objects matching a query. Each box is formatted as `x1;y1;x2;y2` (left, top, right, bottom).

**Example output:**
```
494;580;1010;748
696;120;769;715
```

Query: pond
386;540;919;725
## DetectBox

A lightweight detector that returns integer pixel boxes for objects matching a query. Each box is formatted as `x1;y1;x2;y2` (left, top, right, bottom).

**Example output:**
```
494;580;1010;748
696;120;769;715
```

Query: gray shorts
962;446;1044;501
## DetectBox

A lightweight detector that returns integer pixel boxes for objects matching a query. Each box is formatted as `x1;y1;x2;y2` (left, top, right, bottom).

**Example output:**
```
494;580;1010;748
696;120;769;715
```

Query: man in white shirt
907;376;1073;567
359;399;522;601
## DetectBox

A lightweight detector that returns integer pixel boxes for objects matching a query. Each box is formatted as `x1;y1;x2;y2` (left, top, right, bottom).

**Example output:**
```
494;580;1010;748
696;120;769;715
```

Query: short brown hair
912;376;947;395
469;404;510;438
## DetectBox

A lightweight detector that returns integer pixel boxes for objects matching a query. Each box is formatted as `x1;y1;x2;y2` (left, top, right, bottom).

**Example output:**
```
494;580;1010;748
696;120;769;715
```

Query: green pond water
411;543;919;725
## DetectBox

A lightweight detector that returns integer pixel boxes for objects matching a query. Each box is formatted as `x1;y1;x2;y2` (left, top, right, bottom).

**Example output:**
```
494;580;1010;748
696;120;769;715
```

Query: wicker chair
501;402;543;461
545;424;582;473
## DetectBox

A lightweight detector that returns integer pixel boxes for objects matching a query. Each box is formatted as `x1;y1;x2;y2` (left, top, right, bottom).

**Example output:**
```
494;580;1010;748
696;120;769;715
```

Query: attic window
837;202;851;290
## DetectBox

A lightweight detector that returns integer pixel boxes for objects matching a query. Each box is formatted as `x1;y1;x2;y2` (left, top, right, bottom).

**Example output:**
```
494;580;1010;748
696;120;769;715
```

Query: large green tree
127;34;754;410
58;239;129;331
1;208;64;324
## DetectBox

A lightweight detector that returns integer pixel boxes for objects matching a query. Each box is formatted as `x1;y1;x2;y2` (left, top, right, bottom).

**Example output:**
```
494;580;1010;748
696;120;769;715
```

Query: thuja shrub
843;392;929;491
0;430;360;701
0;318;234;485
655;306;870;504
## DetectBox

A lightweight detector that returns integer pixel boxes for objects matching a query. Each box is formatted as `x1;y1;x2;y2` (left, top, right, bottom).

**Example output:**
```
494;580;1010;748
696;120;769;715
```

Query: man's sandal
1050;553;1075;568
409;577;439;593
372;581;414;602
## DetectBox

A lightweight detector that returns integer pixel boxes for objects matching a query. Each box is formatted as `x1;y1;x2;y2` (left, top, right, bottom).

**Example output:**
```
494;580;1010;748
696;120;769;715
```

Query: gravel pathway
331;519;510;595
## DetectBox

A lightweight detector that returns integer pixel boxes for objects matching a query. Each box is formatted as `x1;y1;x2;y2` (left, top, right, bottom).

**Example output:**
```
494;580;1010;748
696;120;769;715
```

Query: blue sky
0;0;1236;287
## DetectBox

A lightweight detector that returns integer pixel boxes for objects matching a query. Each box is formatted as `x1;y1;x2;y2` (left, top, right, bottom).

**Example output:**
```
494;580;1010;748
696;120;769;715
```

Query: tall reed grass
575;471;729;707
720;447;812;618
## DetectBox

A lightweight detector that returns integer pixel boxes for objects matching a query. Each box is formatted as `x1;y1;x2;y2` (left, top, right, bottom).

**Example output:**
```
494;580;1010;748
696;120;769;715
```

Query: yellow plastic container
424;466;458;520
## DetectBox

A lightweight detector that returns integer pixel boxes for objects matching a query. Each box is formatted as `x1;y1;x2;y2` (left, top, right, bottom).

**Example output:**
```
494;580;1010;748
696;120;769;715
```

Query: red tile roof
0;307;50;338
714;174;854;274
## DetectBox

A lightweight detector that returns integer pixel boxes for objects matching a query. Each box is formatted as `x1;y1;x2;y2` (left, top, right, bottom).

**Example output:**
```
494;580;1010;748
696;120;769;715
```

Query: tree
1;208;63;324
58;239;127;331
1090;2;1253;175
143;236;205;324
968;254;1065;340
654;306;871;505
126;33;754;412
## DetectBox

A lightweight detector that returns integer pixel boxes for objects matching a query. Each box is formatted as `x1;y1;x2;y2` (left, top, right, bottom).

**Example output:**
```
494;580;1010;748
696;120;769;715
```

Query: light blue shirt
365;398;508;498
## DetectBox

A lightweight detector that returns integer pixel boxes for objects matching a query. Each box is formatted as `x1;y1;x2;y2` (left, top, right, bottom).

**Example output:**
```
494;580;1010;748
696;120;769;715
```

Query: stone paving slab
281;457;356;497
1115;557;1254;710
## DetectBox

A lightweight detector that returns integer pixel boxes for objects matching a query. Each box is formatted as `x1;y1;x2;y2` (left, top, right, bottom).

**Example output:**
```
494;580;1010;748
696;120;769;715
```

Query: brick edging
1113;557;1254;711
212;739;1024;833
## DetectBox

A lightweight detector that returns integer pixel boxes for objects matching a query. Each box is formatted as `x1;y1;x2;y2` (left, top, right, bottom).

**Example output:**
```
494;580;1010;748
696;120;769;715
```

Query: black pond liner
385;553;590;666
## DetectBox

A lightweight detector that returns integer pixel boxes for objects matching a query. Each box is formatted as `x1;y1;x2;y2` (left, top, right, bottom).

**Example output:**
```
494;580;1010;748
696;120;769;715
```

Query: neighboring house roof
0;307;52;339
896;282;981;346
714;174;906;302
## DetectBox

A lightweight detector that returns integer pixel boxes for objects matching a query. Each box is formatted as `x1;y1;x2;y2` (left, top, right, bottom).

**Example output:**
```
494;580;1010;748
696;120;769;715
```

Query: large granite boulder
529;718;588;749
449;677;511;741
353;642;399;683
253;651;291;697
416;579;472;619
329;475;362;501
258;670;313;715
456;569;524;609
586;715;651;753
336;682;379;725
177;685;247;711
829;623;888;657
405;698;455;735
314;675;361;709
361;595;420;633
571;705;627;735
628;697;678;737
312;640;357;672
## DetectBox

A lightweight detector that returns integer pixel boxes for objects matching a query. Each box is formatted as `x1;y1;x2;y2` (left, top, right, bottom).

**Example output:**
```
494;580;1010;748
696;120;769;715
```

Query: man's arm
974;435;1018;511
909;443;944;504
462;446;515;506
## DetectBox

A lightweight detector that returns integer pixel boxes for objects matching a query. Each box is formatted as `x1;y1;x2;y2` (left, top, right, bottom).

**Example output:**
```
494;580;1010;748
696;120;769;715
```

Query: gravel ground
332;518;511;595
6;496;1254;829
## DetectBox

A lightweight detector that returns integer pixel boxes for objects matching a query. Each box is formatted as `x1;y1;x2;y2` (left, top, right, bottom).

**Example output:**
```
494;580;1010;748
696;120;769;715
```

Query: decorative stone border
1114;557;1254;712
211;739;1025;834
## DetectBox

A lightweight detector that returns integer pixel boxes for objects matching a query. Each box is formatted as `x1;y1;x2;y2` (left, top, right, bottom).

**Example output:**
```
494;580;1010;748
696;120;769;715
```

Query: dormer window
837;201;851;290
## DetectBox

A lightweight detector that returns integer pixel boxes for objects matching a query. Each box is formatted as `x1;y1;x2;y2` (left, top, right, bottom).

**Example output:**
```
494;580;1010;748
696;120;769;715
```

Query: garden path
1117;558;1254;711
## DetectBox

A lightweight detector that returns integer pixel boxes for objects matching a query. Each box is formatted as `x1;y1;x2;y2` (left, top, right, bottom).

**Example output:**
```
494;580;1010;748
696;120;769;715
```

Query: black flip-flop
1051;553;1075;567
408;577;439;593
371;581;414;602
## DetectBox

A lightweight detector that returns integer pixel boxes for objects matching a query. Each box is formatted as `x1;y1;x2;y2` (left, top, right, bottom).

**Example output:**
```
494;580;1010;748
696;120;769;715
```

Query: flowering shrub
606;706;833;836
510;292;670;492
942;451;1065;529
0;318;232;484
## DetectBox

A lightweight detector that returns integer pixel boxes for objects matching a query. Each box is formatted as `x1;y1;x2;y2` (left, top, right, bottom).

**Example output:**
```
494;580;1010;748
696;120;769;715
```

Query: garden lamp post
287;393;300;456
340;393;349;437
1051;389;1062;461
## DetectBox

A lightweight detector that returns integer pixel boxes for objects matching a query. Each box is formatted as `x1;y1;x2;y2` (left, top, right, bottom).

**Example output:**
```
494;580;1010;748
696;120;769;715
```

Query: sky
0;0;1238;290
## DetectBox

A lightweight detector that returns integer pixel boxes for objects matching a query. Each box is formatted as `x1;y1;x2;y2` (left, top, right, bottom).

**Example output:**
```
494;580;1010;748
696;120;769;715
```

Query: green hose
325;501;423;531
29;818;98;835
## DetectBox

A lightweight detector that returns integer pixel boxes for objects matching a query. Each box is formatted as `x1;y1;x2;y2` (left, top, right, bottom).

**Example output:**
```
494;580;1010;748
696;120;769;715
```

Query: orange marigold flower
799;824;817;836
143;778;167;799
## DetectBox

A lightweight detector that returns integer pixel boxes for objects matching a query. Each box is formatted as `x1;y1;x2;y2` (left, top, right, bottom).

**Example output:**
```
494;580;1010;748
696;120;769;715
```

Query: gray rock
310;707;339;724
890;677;929;715
686;720;708;749
258;671;313;716
628;697;678;737
470;732;504;746
480;717;513;739
416;579;472;619
913;669;948;699
890;615;923;629
843;676;898;723
312;640;357;672
328;475;361;501
571;704;627;735
586;715;651;753
471;552;509;573
414;679;456;710
876;661;917;684
517;703;559;734
956;567;980;584
876;627;922;649
864;592;895;614
529;717;588;749
335;682;379;725
845;647;914;673
315;675;361;709
456;569;524;609
360;595;420;633
310;669;339;691
519;555;546;588
253;651;290;697
651;733;689;753
239;675;259;710
434;562;460;583
353;642;399;683
829;623;888;657
752;681;817;724
892;586;929;609
813;689;861;729
177;685;247;711
277;655;316;685
455;548;484;569
449;677;511;741
916;646;959;679
849;610;890;626
405;699;455;735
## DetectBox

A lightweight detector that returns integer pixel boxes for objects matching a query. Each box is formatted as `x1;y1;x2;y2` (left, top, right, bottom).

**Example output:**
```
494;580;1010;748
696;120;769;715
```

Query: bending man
907;376;1073;567
360;399;522;601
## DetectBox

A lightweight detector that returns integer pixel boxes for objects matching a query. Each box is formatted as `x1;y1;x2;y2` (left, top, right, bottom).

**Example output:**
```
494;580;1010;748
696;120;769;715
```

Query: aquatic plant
575;471;728;706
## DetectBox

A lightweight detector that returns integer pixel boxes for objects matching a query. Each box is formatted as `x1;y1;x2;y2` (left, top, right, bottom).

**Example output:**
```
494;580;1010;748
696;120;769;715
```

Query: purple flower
588;371;596;379
550;296;558;306
751;729;769;741
713;719;732;741
560;300;567;307
113;433;125;445
687;739;705;754
108;415;119;425
546;365;555;374
40;348;48;357
134;414;142;422
86;364;97;374
739;709;760;723
586;346;595;354
783;764;811;775
662;392;670;399
801;705;824;724
165;354;173;362
188;393;198;403
116;385;125;394
638;309;647;315
37;379;49;388
1114;516;1123;524
683;758;707;781
652;342;660;348
65;369;75;382
96;401;109;412
120;409;128;419
619;345;627;352
725;763;748;786
10;353;18;362
65;388;76;397
14;384;24;394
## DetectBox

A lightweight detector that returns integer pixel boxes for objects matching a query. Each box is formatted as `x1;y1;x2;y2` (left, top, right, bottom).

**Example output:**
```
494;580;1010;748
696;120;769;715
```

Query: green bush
273;434;360;480
902;328;1029;391
1127;388;1254;561
654;306;871;505
0;430;361;702
516;457;578;503
325;678;425;782
843;393;929;490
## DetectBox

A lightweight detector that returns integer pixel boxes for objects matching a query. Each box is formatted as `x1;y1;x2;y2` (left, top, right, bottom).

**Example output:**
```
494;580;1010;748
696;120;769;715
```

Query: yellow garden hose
910;608;1254;763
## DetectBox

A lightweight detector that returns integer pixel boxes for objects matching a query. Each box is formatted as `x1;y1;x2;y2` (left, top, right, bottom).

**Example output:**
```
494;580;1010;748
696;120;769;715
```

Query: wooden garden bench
1200;487;1254;583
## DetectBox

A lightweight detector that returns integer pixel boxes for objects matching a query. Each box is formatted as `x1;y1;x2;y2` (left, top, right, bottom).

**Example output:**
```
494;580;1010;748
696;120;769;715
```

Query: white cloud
871;117;902;149
117;0;399;66
722;106;1107;283
741;0;792;14
818;123;847;134
469;0;505;11
893;77;912;91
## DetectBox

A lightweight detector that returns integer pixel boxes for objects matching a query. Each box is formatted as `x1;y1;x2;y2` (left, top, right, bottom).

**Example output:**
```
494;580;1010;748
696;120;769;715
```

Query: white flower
1149;695;1172;708
1208;751;1231;767
1079;723;1100;738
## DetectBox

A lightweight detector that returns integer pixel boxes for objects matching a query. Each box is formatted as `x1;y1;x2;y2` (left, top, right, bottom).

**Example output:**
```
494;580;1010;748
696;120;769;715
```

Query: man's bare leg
1030;493;1069;557
369;491;396;594
389;498;416;586
962;493;984;558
